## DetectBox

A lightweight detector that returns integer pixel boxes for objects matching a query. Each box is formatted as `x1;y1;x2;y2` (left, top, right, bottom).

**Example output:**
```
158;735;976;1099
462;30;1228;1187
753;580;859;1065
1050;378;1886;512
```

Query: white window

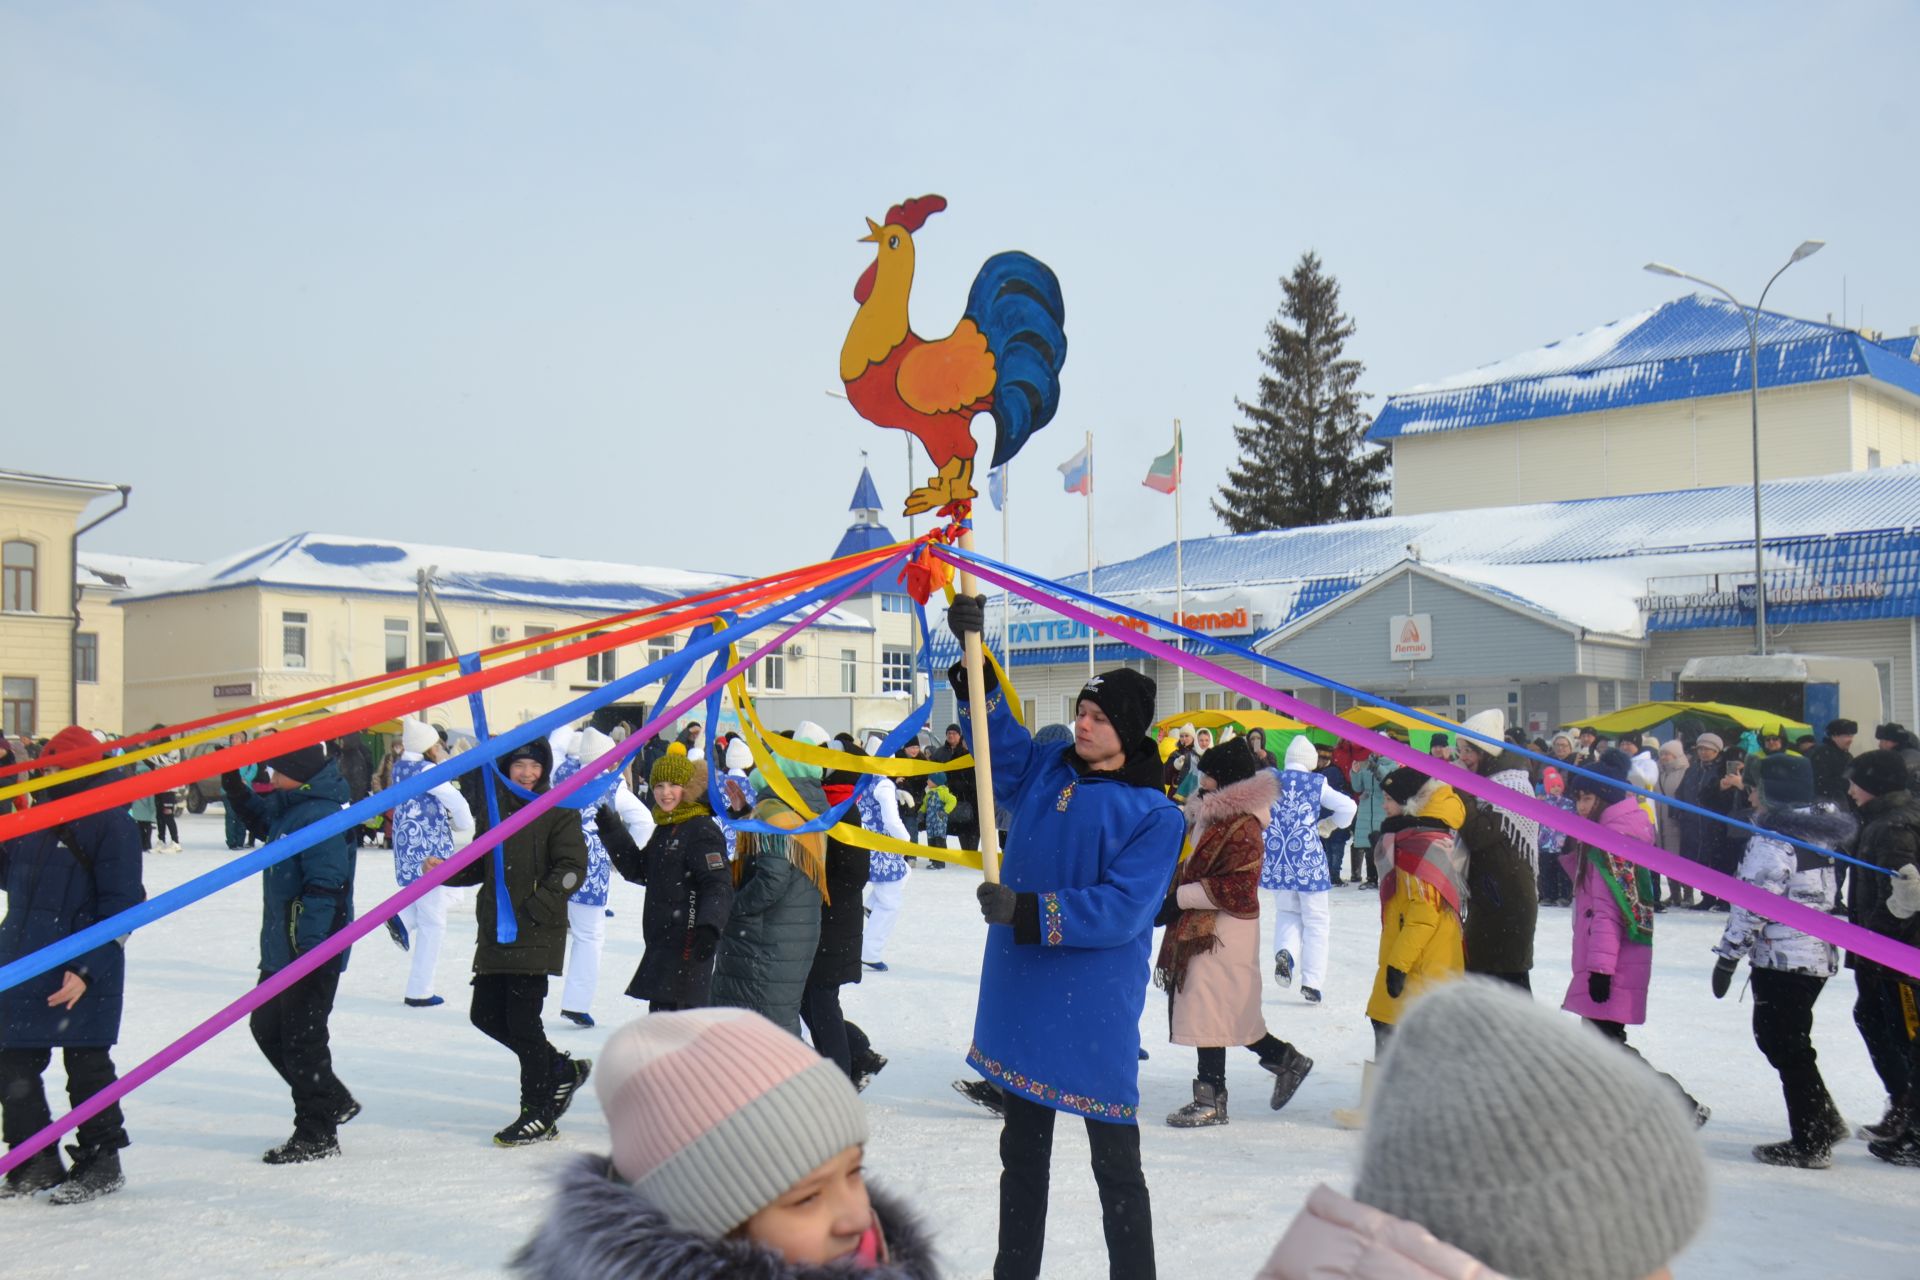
744;645;758;690
880;646;914;694
2;541;36;614
586;632;616;684
647;636;676;668
840;649;858;694
4;676;37;736
1869;447;1883;469
1023;698;1037;725
881;593;913;614
384;618;409;673
282;611;309;669
74;632;98;684
524;625;554;681
425;620;449;665
761;649;786;692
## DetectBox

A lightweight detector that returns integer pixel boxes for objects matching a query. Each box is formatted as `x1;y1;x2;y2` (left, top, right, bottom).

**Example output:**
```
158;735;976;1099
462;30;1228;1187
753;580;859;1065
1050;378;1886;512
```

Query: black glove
1589;971;1612;1005
946;657;1000;705
947;594;987;640
1153;891;1182;929
977;882;1018;925
691;924;720;964
1710;957;1738;999
1384;966;1406;999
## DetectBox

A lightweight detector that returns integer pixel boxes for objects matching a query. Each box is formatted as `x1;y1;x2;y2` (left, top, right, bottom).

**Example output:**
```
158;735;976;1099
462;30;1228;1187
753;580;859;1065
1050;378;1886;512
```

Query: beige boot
1332;1060;1377;1130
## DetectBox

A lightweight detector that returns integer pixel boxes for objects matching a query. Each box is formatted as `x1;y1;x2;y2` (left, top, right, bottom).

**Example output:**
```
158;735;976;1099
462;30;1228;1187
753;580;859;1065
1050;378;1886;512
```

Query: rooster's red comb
885;194;947;233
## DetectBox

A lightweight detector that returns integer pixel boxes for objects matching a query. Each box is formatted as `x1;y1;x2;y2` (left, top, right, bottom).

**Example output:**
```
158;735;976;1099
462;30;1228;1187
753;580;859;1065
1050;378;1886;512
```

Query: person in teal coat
949;595;1183;1280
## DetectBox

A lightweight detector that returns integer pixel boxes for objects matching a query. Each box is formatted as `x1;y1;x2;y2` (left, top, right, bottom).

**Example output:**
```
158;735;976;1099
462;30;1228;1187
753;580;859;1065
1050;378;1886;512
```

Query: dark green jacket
710;784;827;1035
223;760;356;976
447;782;588;977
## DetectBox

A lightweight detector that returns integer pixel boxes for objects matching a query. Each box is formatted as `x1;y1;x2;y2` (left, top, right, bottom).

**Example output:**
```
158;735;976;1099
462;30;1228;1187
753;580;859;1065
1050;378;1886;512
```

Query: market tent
1567;700;1811;740
1153;708;1306;737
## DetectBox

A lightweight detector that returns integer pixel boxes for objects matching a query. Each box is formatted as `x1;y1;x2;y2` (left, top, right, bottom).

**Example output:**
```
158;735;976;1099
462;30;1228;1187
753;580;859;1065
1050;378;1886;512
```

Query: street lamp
1644;240;1825;656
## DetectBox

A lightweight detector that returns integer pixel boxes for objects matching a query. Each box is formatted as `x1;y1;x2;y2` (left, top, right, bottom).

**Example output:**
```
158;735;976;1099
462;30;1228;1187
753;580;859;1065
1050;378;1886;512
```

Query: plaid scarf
1153;775;1275;993
1583;844;1656;944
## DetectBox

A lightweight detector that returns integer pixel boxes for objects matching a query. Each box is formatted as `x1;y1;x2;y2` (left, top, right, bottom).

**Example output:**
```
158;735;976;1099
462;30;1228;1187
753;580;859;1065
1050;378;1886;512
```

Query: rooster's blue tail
963;251;1067;469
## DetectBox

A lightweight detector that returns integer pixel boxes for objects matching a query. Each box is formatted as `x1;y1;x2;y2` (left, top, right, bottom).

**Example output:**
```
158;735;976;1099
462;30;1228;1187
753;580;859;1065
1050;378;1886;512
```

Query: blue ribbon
0;571;858;996
949;545;1887;876
457;651;518;945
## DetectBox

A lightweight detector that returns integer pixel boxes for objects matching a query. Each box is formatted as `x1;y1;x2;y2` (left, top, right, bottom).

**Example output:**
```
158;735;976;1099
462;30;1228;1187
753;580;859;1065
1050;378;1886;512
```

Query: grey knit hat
1354;979;1709;1280
594;1009;869;1237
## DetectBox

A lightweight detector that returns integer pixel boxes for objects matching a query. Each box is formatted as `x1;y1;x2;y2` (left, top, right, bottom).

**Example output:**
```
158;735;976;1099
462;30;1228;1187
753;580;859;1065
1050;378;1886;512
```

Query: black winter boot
1166;1080;1228;1128
1261;1045;1314;1111
1868;1130;1920;1167
49;1145;124;1204
952;1078;1004;1117
1859;1096;1912;1143
1752;1138;1832;1169
263;1132;340;1164
0;1146;66;1198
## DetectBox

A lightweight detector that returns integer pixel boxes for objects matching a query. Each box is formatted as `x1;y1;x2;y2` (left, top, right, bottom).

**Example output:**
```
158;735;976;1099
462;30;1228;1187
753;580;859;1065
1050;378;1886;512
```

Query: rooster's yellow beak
858;217;881;244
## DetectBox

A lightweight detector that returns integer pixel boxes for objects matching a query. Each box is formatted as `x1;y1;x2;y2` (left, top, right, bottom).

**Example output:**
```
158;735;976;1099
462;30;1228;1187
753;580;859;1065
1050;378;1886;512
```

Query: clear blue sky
4;2;1915;584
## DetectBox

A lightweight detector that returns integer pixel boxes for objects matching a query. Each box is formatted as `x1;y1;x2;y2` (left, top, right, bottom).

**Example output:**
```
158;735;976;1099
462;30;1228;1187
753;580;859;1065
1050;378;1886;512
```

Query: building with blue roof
1370;295;1920;516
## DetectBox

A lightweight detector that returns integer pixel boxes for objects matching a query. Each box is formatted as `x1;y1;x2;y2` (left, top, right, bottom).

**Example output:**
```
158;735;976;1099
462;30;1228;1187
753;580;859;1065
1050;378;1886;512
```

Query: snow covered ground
7;811;1918;1278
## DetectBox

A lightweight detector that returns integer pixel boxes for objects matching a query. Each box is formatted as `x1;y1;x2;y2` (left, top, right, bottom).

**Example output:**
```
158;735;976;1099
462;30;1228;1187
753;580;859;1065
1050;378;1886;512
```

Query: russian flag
1057;443;1092;495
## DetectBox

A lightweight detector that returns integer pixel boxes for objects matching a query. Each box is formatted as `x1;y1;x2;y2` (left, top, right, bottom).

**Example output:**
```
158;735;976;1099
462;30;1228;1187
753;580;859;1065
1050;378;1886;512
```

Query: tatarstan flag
1142;425;1182;494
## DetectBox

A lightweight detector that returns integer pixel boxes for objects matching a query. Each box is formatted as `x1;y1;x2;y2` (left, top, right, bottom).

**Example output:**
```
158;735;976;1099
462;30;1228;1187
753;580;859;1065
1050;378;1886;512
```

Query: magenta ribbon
944;549;1920;984
0;556;898;1178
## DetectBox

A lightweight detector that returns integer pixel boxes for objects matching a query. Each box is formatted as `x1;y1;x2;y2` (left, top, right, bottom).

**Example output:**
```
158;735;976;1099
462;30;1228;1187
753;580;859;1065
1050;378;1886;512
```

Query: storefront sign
1637;579;1887;612
1003;602;1253;650
212;682;254;699
1390;613;1433;662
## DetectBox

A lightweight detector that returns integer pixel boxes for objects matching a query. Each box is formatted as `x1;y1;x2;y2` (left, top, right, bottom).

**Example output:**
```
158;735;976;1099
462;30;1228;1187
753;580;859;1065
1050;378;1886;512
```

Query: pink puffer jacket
1256;1186;1503;1279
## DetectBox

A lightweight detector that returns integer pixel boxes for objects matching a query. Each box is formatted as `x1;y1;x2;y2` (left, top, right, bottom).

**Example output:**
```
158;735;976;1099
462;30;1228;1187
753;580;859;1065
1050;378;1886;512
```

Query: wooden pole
956;522;1003;885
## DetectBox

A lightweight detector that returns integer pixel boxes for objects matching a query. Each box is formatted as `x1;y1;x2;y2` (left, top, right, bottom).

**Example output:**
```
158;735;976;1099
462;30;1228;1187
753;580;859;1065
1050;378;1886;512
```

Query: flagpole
1173;418;1185;712
1001;464;1012;660
1085;429;1095;680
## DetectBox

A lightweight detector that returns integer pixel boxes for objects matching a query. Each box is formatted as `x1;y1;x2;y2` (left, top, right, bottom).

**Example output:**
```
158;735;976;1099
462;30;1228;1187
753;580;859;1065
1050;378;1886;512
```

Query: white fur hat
577;727;616;765
1459;709;1507;758
794;721;830;747
725;739;754;772
566;730;585;761
1283;735;1318;771
401;719;438;755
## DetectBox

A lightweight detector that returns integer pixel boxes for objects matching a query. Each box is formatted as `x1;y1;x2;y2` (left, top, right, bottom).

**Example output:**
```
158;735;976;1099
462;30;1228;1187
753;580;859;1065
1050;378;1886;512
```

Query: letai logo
1398;619;1421;645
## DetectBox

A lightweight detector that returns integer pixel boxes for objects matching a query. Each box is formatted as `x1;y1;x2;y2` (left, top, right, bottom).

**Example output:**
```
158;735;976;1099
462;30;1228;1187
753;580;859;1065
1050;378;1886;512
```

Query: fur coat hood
1183;768;1281;847
512;1155;939;1280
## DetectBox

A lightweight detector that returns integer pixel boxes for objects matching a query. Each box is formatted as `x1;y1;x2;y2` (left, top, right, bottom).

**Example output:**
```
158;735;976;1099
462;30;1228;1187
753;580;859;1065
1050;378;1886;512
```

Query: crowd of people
4;630;1920;1278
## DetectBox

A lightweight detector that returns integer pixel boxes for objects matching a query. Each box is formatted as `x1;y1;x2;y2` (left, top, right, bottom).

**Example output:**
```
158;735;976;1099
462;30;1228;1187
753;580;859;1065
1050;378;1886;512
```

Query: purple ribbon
945;549;1920;984
0;556;897;1178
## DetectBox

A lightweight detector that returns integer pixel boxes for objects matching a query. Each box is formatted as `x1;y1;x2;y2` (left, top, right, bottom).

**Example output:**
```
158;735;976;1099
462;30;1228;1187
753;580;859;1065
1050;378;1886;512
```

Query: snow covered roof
119;533;874;631
1370;295;1920;440
78;553;198;594
933;466;1920;665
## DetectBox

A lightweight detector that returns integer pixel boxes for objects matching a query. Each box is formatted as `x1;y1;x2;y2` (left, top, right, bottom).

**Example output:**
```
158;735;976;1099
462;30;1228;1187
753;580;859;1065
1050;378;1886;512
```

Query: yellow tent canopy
1153;708;1306;737
1567;700;1811;739
1339;706;1456;736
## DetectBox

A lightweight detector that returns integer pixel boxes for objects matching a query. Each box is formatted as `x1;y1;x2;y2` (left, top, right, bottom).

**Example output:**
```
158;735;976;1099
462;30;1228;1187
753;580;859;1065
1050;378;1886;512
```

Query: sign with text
1390;614;1432;662
212;682;254;699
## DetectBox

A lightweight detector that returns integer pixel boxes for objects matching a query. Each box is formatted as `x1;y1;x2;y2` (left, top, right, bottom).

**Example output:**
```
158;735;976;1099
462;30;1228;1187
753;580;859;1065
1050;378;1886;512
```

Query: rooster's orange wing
897;320;996;415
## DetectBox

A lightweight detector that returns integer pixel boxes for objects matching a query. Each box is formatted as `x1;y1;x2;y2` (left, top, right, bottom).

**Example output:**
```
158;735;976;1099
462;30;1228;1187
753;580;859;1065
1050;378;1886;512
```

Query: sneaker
1273;949;1294;988
385;917;411;951
550;1056;592;1123
852;1050;889;1093
0;1147;66;1198
1301;986;1323;1005
1261;1046;1314;1111
952;1079;1005;1117
861;961;889;973
560;1010;595;1028
1868;1131;1920;1167
263;1133;341;1164
494;1110;559;1147
48;1145;123;1204
404;995;445;1008
334;1096;363;1127
1752;1139;1832;1170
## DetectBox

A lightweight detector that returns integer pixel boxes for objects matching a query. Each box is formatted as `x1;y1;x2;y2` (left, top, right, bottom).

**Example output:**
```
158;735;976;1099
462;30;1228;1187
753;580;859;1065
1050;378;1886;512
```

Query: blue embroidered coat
961;692;1183;1123
1262;767;1332;892
391;755;456;886
552;756;613;908
860;776;911;884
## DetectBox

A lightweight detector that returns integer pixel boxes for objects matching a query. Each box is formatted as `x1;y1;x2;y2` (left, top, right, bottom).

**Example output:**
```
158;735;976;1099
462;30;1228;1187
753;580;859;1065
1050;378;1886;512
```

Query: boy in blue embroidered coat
949;596;1182;1280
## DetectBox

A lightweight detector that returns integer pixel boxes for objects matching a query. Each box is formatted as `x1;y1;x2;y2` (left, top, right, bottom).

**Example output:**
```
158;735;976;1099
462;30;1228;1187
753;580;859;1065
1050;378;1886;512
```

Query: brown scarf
1153;774;1275;993
736;795;832;905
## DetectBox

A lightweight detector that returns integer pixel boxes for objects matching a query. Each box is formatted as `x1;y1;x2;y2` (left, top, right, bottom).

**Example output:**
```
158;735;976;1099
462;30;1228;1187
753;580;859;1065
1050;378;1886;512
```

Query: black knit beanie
1383;767;1429;806
267;742;329;784
1073;669;1157;755
1570;748;1631;807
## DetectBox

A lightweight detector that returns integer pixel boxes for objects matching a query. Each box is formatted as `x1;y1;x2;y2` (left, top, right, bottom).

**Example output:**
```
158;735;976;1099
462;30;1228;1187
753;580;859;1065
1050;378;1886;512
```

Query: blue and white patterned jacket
860;776;913;883
391;754;473;886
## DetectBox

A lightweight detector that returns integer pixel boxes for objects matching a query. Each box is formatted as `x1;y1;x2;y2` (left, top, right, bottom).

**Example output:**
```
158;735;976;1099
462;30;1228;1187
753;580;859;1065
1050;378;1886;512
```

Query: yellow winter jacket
1365;785;1466;1025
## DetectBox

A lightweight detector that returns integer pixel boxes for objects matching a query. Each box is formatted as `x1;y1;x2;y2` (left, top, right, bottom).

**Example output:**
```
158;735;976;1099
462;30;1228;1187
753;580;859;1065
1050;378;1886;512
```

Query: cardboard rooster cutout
839;195;1067;517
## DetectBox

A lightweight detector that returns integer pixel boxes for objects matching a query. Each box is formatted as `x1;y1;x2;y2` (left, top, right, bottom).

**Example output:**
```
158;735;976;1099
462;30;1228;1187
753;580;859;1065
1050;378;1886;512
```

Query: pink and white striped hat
594;1008;869;1236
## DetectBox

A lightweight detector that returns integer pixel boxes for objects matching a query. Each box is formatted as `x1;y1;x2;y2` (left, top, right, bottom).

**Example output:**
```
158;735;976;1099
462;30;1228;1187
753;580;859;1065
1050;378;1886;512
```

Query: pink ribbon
944;549;1920;984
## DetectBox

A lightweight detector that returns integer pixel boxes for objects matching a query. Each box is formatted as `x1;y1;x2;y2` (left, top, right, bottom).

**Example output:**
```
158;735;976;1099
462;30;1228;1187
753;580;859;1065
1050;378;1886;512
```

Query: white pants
1269;889;1331;992
862;878;907;963
561;899;606;1014
397;885;449;1001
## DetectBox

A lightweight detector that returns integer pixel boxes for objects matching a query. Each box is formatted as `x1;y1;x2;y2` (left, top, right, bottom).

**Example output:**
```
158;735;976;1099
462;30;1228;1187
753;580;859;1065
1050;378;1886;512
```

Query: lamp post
1644;241;1825;656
